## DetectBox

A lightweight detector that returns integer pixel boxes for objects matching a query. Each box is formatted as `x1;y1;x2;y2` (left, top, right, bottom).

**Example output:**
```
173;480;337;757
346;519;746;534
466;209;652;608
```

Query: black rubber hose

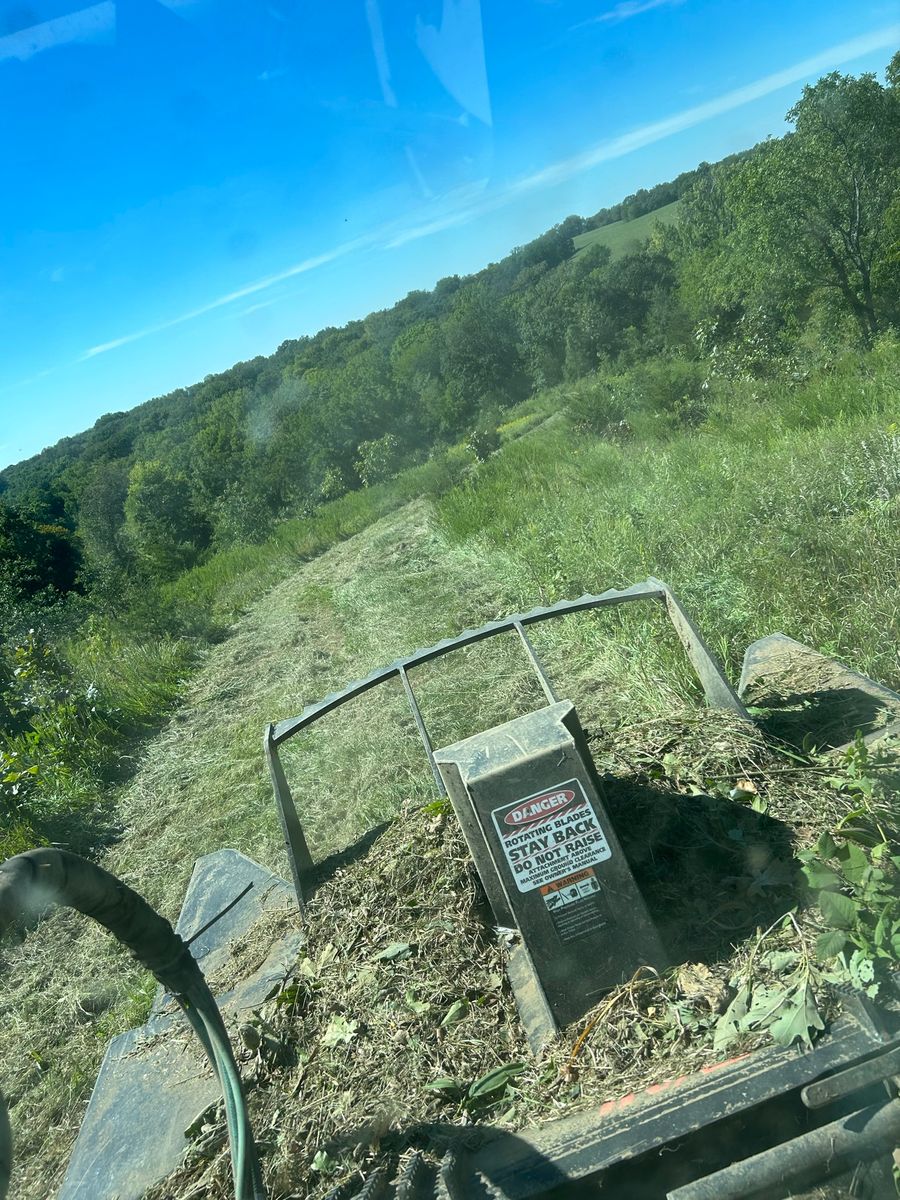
0;848;205;992
0;848;266;1200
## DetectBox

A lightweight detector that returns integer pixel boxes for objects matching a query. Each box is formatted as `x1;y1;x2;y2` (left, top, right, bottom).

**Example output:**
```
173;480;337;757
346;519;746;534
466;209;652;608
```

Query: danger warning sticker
491;779;612;893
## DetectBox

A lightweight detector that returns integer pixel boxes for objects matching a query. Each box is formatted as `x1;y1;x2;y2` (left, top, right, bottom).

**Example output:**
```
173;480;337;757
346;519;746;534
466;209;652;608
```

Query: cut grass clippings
141;709;898;1200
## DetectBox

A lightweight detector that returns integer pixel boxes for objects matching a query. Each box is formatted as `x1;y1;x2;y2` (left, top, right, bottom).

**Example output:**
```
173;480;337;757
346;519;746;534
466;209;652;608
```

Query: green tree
355;434;404;486
513;263;576;389
124;460;210;578
301;350;399;483
389;320;447;437
440;283;527;429
191;389;248;504
726;70;900;342
76;459;132;571
0;502;82;599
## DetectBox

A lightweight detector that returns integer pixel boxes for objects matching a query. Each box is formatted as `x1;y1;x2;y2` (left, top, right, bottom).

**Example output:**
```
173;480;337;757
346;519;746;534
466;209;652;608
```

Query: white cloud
75;23;900;359
0;2;115;64
80;236;372;359
583;0;685;26
240;298;280;316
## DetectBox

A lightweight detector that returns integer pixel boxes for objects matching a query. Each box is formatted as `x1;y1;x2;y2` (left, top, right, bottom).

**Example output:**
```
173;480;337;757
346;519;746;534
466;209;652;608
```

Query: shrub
319;467;351;502
211;481;276;549
566;374;631;434
355;434;404;487
467;422;501;462
630;358;710;427
0;630;107;822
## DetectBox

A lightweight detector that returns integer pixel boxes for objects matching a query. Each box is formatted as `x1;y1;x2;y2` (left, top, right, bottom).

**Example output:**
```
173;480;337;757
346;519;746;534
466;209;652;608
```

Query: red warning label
491;778;612;894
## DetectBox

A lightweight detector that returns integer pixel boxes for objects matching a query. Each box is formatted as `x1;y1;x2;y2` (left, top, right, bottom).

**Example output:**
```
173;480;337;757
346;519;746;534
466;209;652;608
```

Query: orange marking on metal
700;1054;751;1074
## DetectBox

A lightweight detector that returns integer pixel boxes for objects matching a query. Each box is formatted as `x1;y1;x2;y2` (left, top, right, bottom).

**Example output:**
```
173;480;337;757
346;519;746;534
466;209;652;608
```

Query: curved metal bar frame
264;577;748;908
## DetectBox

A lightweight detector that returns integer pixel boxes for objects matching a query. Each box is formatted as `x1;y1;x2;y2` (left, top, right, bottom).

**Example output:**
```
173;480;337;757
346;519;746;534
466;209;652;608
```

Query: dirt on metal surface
739;634;900;751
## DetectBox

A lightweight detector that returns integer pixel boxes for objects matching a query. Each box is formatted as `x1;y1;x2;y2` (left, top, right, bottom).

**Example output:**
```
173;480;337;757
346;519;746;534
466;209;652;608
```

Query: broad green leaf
467;1062;526;1100
425;1077;462;1095
321;1014;359;1047
740;985;788;1031
405;989;431;1016
769;984;824;1050
836;841;868;886
375;941;413;961
836;806;867;827
441;998;470;1028
761;950;800;974
815;831;839;859
847;949;878;997
801;860;840;891
816;929;847;961
875;910;893;947
836;819;882;848
818;889;859;930
714;983;750;1052
275;983;303;1008
859;868;887;903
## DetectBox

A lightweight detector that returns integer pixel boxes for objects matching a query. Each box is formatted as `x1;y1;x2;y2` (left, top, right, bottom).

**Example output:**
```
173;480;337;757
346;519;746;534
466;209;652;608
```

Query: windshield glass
1;5;899;1200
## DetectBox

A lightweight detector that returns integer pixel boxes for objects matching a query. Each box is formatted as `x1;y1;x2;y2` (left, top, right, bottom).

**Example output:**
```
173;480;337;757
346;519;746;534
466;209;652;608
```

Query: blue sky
1;0;897;469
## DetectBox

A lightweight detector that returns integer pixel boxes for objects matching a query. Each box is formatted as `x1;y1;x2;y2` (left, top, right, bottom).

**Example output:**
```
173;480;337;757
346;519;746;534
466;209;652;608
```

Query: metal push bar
265;578;748;908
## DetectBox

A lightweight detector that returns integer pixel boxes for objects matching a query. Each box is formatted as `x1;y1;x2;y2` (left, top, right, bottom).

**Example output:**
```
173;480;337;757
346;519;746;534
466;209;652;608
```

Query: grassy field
572;200;681;258
2;336;899;1197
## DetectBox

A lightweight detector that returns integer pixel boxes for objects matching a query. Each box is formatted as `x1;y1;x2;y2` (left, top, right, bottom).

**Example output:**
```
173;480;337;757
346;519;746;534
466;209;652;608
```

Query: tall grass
438;339;900;690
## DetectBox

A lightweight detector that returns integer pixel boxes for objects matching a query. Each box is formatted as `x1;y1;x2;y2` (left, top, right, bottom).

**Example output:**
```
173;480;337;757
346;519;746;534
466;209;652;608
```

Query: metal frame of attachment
265;577;748;908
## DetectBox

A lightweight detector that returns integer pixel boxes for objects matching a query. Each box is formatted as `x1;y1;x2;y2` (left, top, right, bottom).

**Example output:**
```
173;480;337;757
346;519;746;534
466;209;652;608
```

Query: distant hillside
0;162;714;604
0;161;721;497
573;200;681;259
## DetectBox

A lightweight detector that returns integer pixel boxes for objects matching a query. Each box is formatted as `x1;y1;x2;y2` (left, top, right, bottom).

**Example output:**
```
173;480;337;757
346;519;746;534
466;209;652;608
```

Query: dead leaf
676;963;727;1011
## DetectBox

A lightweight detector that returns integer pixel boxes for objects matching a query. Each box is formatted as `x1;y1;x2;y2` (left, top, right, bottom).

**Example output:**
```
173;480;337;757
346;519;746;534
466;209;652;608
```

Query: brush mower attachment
266;579;900;1200
267;579;746;1047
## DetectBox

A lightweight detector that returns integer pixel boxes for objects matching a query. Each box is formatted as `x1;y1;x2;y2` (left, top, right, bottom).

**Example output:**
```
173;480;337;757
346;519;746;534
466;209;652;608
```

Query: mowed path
2;498;472;1199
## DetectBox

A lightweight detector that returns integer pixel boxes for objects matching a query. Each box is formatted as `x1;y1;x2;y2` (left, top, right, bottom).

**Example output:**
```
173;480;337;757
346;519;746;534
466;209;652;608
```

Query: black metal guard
265;577;748;908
